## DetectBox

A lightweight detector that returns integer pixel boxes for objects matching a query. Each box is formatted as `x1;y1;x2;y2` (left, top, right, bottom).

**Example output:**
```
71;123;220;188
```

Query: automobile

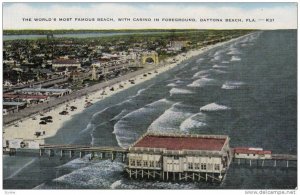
39;121;47;125
59;111;69;115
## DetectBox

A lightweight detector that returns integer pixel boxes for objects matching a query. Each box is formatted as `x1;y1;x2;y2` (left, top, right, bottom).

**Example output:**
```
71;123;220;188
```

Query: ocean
3;30;297;189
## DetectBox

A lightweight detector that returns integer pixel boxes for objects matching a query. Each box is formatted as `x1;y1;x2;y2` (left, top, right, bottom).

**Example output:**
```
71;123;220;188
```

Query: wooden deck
40;144;127;153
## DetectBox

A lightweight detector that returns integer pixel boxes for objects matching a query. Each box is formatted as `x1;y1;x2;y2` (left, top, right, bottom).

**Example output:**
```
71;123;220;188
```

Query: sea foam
221;81;245;90
187;78;215;87
200;103;231;112
170;88;194;95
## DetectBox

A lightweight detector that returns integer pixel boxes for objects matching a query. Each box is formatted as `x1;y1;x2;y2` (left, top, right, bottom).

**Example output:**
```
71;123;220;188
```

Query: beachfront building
3;101;27;114
126;133;231;182
3;94;49;104
15;88;71;97
52;59;81;70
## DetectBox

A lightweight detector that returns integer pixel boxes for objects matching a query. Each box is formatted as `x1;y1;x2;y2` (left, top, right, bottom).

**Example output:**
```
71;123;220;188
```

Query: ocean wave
221;81;245;90
129;84;154;99
212;69;227;74
213;64;227;69
166;83;177;87
117;180;197;189
110;109;129;121
192;70;211;78
227;49;241;55
230;56;241;61
222;61;229;64
170;88;194;95
191;66;198;71
179;113;207;132
187;78;215;87
80;123;95;134
211;55;222;62
196;58;204;63
53;160;124;189
200;103;231;112
175;80;185;84
148;103;193;133
113;99;174;148
110;180;122;189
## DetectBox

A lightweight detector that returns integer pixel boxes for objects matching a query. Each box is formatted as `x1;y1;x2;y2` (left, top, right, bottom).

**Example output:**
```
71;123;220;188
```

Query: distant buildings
52;59;81;70
169;40;188;51
16;88;72;97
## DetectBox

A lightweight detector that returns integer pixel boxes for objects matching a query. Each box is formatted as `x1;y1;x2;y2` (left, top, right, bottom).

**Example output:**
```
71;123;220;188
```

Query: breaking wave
230;56;241;61
200;103;231;112
170;88;194;95
192;70;211;78
222;61;229;64
221;81;245;90
179;113;207;132
166;83;177;87
113;99;174;148
187;78;215;87
148;103;193;133
227;49;241;55
110;109;129;121
53;160;124;189
213;64;227;69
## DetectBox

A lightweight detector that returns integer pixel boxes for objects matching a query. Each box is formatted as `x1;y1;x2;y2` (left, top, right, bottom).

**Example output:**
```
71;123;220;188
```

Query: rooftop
132;134;227;151
3;101;26;106
53;59;80;64
17;88;71;93
234;147;272;155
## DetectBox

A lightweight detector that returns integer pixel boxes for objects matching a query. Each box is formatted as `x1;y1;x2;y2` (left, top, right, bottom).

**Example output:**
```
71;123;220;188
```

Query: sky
3;2;298;30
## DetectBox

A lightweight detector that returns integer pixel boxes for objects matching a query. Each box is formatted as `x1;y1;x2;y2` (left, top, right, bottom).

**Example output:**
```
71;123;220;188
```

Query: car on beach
59;111;69;115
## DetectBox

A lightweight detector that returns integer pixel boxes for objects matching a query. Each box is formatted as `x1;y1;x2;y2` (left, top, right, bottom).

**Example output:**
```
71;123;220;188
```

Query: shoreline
3;33;251;146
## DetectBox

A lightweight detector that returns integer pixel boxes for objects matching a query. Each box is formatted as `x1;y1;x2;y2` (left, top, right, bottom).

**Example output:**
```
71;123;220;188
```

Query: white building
233;147;272;160
126;133;231;182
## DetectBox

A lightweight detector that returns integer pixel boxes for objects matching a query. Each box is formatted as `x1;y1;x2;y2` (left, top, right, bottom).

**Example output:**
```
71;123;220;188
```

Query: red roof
133;135;226;151
234;147;272;155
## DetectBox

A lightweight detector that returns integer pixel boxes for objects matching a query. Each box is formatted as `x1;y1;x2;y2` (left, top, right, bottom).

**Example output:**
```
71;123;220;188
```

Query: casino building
126;133;232;182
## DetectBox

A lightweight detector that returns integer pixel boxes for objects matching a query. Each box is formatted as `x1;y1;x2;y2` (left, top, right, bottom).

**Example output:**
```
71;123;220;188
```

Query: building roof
53;59;80;64
234;147;272;155
3;101;26;106
132;134;227;151
17;88;71;93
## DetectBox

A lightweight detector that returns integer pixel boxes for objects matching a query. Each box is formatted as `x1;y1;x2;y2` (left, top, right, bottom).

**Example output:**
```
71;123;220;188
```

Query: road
3;65;161;125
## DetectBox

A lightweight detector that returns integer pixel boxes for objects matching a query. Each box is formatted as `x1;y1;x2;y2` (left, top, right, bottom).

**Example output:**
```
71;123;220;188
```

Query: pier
38;144;128;161
3;133;297;183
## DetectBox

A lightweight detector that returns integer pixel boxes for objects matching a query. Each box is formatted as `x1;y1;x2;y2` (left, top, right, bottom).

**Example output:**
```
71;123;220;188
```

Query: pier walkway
234;154;297;168
38;144;128;161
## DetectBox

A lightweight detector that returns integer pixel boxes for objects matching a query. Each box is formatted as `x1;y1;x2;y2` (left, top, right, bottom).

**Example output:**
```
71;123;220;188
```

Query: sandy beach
3;35;248;146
